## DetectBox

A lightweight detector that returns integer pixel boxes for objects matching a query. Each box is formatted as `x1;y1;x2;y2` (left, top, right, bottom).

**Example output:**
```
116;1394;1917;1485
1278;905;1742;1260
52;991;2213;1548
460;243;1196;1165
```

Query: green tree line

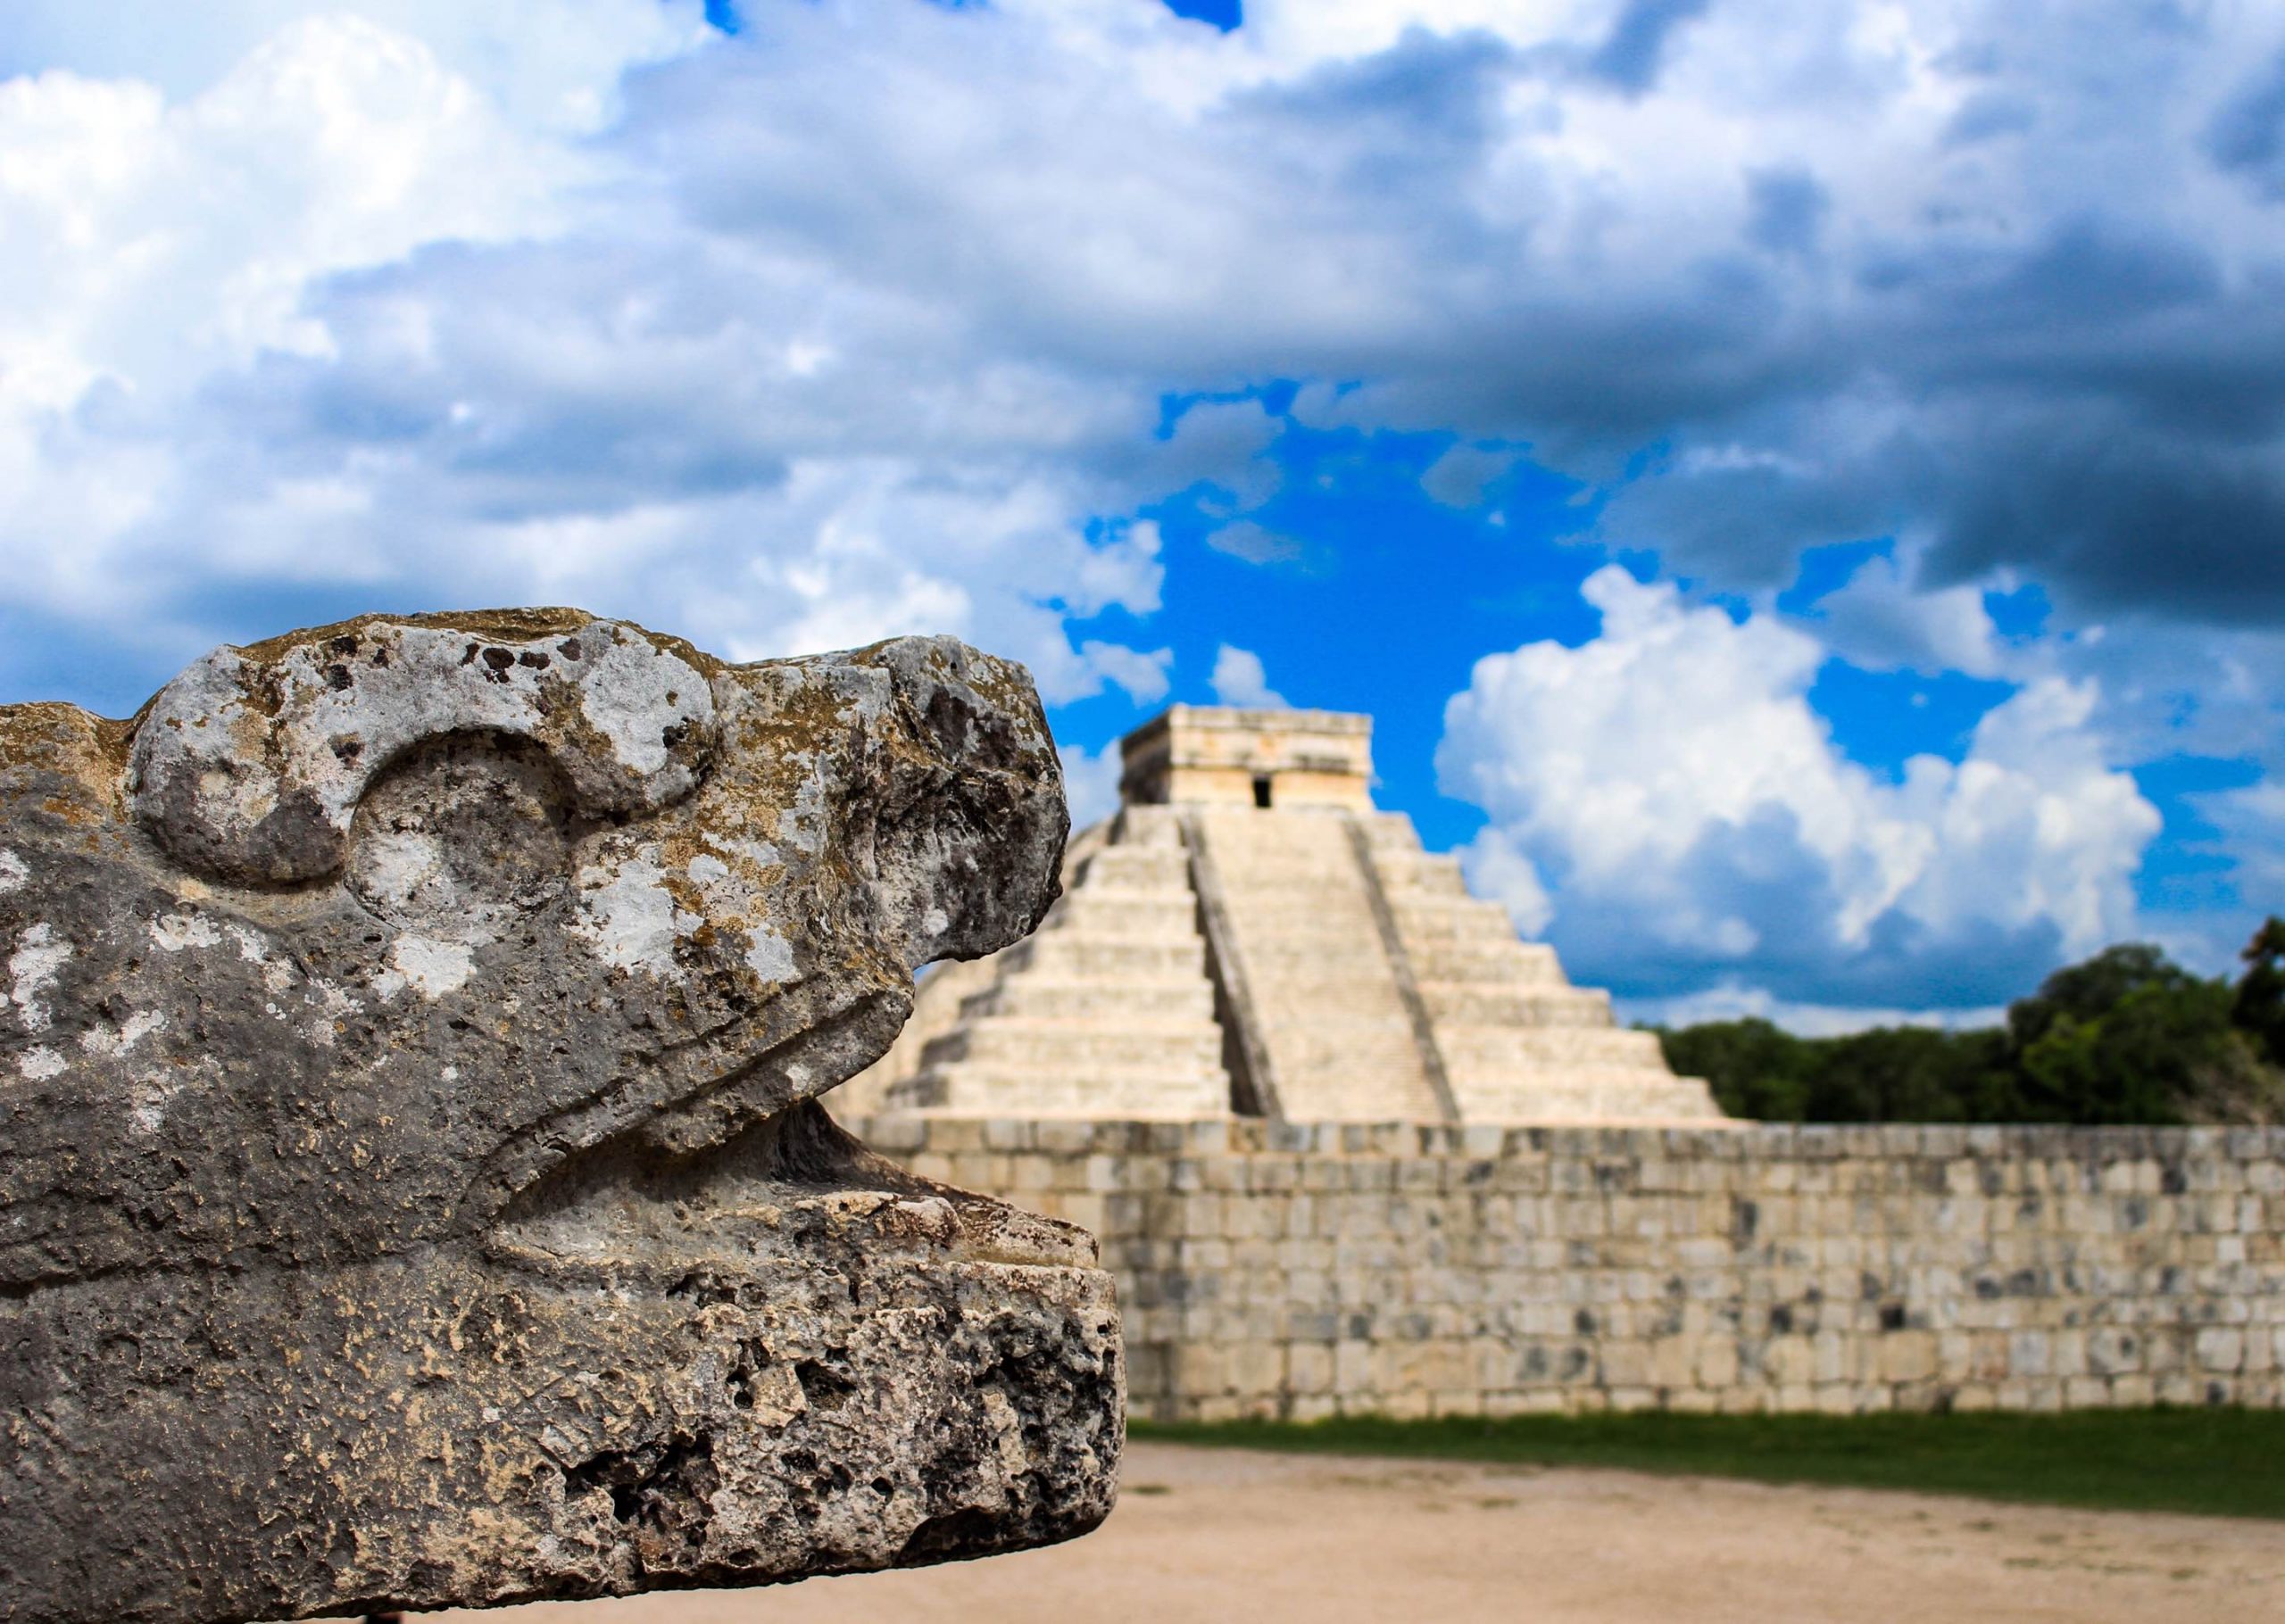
1650;919;2285;1125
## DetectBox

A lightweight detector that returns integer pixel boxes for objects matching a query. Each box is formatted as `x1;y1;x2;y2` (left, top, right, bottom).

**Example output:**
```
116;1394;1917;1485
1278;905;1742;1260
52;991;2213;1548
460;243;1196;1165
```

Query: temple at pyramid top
1119;704;1376;810
842;706;1724;1126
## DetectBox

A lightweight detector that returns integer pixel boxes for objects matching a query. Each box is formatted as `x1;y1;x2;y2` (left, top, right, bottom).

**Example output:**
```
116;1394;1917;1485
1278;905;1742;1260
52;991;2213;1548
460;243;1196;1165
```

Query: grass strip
1130;1406;2285;1520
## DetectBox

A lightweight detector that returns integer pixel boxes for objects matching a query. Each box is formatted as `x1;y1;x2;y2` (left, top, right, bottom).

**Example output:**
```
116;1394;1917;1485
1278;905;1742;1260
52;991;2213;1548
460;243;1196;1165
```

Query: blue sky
2;0;2281;1031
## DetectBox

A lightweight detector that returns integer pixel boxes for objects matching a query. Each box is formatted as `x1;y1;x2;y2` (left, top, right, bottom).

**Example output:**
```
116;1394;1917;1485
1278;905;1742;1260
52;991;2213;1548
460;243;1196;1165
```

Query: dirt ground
445;1441;2285;1624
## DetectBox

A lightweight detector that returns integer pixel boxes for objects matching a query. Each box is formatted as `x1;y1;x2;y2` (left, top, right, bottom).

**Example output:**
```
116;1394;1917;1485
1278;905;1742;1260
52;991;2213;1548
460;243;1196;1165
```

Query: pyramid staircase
840;706;1723;1125
853;808;1231;1118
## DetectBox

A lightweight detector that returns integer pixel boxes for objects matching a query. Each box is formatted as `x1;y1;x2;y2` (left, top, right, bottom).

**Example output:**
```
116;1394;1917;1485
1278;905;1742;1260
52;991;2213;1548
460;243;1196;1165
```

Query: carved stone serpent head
0;610;1119;1624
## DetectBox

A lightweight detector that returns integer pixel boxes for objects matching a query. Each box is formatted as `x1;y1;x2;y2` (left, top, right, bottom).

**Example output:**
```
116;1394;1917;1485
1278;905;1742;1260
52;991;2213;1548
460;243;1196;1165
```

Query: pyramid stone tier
841;705;1724;1126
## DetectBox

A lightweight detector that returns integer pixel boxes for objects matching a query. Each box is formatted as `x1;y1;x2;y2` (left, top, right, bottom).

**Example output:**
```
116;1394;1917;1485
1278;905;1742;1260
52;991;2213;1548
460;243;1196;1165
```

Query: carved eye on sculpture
125;616;718;886
345;734;577;940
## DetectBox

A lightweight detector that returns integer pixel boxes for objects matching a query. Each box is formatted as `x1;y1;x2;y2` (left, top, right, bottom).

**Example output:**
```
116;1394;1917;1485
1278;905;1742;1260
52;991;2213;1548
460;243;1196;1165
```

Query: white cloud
1795;551;2005;679
1206;520;1304;566
1440;565;2161;1008
0;4;1195;696
1210;644;1287;708
0;17;577;408
1458;825;1554;937
1420;443;1516;509
0;1;709;129
1079;640;1175;706
0;14;587;646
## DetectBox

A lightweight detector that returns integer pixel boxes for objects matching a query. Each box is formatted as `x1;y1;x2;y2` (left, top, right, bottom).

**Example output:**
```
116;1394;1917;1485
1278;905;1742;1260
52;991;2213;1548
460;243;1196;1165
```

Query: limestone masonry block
852;1114;2284;1421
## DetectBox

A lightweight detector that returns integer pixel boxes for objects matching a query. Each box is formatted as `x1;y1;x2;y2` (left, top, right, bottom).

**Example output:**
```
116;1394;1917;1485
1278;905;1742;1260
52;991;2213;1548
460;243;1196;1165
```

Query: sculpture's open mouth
485;1097;1095;1282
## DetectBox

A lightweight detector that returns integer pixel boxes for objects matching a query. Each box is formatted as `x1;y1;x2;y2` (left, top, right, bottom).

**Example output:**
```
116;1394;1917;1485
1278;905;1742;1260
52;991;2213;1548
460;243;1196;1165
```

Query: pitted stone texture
0;611;1118;1624
129;612;719;885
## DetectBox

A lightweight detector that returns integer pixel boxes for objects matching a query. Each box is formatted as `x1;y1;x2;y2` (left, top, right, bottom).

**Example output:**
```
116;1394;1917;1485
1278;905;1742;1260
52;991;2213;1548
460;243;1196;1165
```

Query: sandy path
443;1441;2285;1624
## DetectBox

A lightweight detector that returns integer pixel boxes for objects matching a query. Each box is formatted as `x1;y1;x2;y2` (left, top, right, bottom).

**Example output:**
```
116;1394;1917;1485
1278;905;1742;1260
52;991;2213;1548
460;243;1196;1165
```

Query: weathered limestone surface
847;706;1720;1124
0;612;1122;1624
852;1114;2285;1421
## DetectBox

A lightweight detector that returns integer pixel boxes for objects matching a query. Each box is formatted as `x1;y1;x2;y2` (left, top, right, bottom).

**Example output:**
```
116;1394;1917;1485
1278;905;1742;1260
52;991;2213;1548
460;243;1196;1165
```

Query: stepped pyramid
843;705;1723;1125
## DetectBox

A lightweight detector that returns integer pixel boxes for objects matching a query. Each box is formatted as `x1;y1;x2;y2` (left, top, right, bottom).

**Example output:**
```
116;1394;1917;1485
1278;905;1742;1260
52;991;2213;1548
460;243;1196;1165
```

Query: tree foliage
1652;921;2285;1125
2235;916;2285;1069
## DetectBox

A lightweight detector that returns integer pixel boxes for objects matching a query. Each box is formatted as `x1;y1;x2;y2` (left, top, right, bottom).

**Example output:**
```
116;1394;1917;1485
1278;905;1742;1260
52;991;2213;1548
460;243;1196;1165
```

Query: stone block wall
849;1115;2285;1421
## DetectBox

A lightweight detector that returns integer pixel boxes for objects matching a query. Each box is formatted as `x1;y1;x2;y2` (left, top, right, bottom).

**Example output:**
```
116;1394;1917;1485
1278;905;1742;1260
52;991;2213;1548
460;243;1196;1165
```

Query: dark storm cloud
1744;169;1829;258
1657;212;2281;611
1929;418;2285;625
1587;0;1713;95
2207;48;2285;201
580;2;2285;636
1245;25;1516;150
1941;90;2037;147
